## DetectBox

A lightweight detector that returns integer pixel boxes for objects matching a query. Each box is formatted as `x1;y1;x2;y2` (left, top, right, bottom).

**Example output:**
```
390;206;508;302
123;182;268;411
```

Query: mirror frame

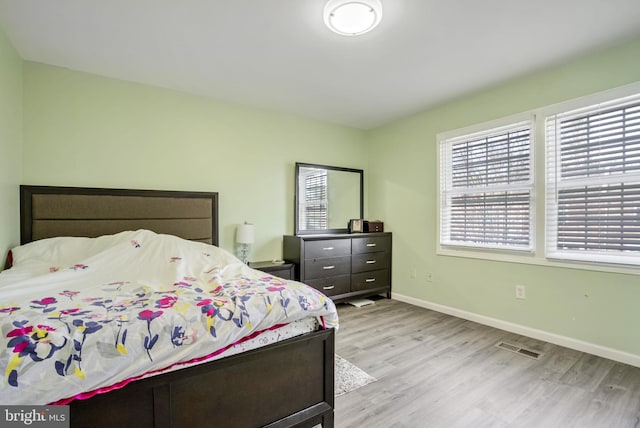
295;162;364;235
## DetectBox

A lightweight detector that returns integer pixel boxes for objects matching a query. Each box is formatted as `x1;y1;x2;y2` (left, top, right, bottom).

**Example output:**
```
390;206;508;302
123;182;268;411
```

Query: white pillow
9;230;150;267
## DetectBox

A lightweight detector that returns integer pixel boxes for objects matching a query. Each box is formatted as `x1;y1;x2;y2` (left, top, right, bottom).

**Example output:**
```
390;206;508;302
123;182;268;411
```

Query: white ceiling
1;0;639;129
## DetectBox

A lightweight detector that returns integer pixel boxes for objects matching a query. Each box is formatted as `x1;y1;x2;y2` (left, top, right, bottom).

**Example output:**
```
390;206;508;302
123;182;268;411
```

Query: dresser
283;232;391;301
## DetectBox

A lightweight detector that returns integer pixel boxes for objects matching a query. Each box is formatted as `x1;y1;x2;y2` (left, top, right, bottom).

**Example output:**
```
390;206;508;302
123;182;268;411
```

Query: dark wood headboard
20;186;219;246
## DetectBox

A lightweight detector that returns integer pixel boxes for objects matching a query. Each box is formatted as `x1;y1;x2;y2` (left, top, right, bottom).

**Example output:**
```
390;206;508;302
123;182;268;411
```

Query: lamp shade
236;223;255;244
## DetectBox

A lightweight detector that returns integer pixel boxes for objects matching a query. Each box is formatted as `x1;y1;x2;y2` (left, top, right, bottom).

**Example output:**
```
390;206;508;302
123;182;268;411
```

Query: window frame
436;82;640;275
298;168;329;231
545;93;640;266
438;114;536;253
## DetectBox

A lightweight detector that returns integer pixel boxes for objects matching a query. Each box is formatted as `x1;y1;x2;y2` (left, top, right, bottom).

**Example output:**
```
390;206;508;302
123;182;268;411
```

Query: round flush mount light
324;0;383;36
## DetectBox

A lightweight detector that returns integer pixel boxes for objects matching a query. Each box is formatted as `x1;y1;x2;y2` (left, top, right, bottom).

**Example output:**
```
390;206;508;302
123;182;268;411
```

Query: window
437;84;640;272
439;120;534;251
300;169;328;230
546;94;640;266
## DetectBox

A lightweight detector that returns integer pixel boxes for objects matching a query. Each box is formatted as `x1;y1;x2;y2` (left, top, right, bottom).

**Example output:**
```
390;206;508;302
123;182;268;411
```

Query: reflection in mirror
295;163;363;235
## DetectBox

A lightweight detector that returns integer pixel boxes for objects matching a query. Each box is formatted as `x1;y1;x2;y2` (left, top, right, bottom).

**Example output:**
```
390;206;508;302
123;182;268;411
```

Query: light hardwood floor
334;298;640;428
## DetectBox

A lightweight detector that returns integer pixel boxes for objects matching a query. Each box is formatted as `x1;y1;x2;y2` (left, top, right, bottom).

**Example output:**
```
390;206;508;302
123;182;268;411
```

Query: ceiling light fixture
324;0;383;36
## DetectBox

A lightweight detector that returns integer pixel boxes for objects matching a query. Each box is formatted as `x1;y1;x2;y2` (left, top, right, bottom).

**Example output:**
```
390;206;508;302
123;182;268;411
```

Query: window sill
437;246;640;276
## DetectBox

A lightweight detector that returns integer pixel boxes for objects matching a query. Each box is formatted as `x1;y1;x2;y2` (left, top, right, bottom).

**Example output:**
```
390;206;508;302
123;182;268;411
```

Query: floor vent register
495;341;544;360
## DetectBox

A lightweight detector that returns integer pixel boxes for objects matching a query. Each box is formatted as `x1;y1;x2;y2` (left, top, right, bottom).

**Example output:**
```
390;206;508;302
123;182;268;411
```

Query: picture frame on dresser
283;232;392;302
348;219;364;233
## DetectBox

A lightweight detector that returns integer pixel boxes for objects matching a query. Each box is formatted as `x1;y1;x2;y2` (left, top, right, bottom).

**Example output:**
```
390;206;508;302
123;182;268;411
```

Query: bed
1;185;337;428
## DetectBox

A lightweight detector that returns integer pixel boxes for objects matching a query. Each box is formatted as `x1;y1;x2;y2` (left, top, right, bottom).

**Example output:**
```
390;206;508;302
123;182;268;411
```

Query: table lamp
236;222;254;264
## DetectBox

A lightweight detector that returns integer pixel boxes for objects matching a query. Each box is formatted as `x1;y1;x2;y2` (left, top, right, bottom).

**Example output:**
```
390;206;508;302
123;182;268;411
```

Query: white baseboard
392;292;640;368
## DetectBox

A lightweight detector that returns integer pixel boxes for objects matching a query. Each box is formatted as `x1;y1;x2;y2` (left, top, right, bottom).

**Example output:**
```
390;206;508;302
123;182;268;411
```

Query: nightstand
249;261;295;280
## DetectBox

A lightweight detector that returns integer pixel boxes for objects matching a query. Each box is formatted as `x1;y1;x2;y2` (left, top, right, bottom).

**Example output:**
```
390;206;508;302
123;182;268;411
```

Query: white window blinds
440;121;534;251
546;94;640;265
301;171;328;230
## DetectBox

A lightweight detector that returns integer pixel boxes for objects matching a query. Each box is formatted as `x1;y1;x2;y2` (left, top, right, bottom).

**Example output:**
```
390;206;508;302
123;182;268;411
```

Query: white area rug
335;354;377;397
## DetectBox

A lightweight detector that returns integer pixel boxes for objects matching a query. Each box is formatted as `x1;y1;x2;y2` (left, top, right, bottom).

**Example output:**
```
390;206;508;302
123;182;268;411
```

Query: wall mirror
295;162;363;235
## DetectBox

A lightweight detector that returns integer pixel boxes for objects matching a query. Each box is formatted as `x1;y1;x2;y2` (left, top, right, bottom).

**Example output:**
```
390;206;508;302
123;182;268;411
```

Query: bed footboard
70;328;335;428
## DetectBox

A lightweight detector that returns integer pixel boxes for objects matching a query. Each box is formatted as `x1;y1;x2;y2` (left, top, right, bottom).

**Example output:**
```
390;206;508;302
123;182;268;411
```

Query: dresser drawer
352;236;390;254
351;252;390;274
351;269;390;291
305;275;351;296
304;239;351;259
304;256;351;280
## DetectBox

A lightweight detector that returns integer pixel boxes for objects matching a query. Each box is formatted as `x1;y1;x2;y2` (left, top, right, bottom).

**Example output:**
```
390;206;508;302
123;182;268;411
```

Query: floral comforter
0;230;338;405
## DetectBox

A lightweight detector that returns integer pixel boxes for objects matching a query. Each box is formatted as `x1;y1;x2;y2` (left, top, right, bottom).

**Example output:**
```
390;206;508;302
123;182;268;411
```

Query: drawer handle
365;260;377;264
323;247;334;251
366;243;377;247
323;265;336;270
323;285;335;290
365;278;376;283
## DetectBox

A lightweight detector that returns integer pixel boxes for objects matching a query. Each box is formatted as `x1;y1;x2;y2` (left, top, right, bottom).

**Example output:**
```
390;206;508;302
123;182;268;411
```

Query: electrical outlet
515;285;526;299
426;272;433;282
410;268;417;279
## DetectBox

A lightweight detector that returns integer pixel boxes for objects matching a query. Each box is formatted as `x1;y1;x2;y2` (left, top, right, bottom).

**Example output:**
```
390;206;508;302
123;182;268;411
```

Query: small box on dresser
363;220;384;233
283;232;392;302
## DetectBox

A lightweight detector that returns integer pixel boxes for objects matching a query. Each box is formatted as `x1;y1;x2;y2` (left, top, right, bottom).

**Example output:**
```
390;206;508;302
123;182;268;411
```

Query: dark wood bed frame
19;185;335;428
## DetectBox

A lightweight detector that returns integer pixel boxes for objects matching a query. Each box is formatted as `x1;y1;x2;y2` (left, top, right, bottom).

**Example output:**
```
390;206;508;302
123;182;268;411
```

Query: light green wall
0;27;22;267
9;30;640;359
367;37;640;356
22;62;367;260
